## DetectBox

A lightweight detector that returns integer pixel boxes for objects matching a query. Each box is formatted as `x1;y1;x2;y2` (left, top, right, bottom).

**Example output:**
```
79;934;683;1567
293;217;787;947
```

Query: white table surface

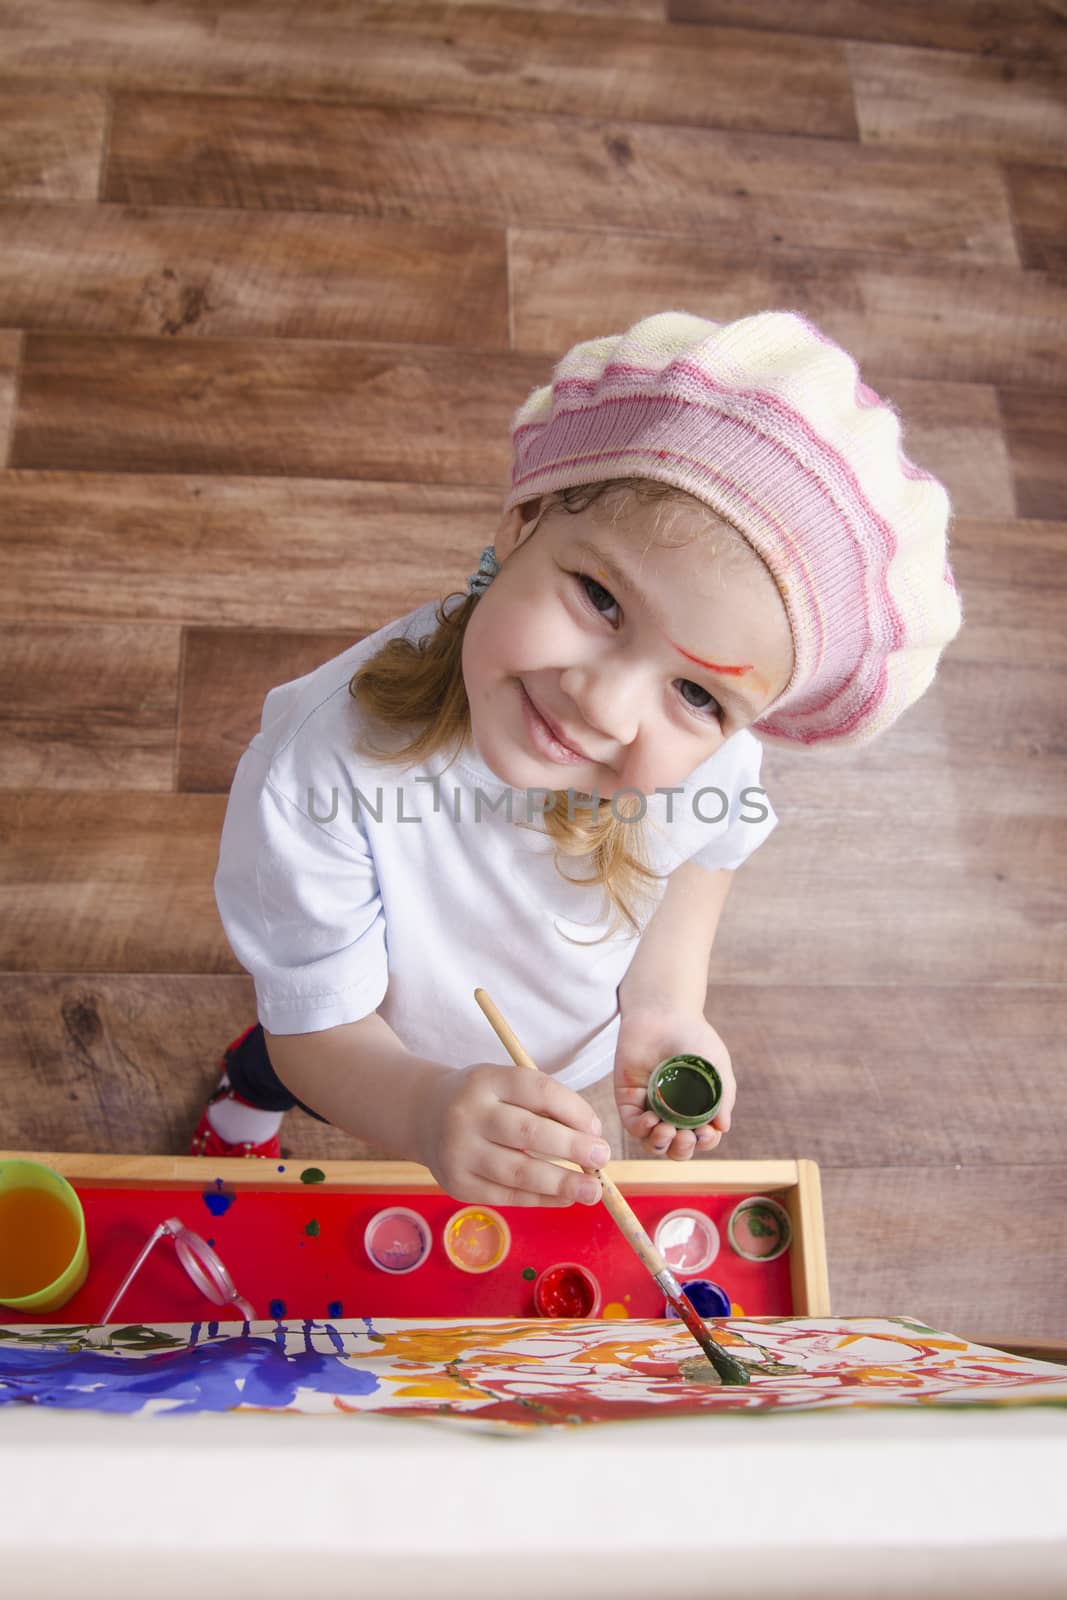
2;1401;1066;1598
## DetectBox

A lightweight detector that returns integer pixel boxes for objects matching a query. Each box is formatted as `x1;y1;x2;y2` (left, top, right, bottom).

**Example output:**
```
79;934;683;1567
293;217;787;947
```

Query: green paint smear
747;1210;776;1238
299;1167;326;1185
305;1219;320;1237
522;1267;536;1281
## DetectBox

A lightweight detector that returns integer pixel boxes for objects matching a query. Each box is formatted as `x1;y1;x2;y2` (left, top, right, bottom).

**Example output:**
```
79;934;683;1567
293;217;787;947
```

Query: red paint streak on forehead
671;641;752;675
591;561;752;677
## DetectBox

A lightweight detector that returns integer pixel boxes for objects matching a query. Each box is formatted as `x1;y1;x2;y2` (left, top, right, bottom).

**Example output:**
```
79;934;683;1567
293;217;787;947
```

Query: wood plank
0;473;499;627
1004;163;1067;274
0;331;19;466
0;975;294;1158
0;976;624;1164
1;776;1061;985
511;229;1067;389
716;800;1067;989
0;204;508;348
999;386;1067;519
0;623;179;790
667;1;1067;62
102;93;1017;262
700;986;1067;1171
944;516;1067;666
0;81;107;200
178;627;366;794
820;1165;1067;1342
4;976;1063;1177
454;0;665;14
0;793;232;973
849;39;1067;167
0;3;855;138
10;336;543;481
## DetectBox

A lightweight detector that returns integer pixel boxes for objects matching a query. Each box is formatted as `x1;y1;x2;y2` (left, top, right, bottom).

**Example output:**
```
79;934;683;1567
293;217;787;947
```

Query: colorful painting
3;1316;1067;1429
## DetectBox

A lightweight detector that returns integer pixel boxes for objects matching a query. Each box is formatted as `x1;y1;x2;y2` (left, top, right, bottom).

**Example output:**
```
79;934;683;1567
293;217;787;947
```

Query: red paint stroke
671;643;752;675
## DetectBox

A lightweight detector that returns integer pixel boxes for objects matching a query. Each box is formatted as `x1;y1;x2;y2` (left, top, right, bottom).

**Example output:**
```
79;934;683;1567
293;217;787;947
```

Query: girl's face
461;494;795;800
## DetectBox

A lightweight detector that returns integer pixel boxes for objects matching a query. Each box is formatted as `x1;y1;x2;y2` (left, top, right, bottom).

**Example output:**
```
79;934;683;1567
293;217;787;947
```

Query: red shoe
190;1029;282;1160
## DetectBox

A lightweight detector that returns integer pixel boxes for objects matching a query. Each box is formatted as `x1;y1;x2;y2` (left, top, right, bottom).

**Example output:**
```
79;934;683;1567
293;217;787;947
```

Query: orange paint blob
0;1186;81;1297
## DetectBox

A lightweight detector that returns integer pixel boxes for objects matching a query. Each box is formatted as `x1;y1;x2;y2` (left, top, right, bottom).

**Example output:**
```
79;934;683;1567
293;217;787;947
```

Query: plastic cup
0;1159;89;1313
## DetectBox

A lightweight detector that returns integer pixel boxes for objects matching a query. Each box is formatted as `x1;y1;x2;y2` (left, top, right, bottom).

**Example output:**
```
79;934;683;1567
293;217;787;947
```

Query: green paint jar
645;1055;723;1129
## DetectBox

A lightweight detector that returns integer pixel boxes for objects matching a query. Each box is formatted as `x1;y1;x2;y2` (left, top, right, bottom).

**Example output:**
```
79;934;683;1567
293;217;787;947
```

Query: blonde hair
348;477;755;943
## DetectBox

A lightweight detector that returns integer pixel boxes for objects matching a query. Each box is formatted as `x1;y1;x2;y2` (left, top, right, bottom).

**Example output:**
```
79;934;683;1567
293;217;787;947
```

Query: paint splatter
299;1167;325;1185
276;1165;286;1173
305;1219;320;1238
0;1337;379;1412
202;1190;234;1217
521;1267;536;1281
269;1299;286;1320
328;1301;342;1319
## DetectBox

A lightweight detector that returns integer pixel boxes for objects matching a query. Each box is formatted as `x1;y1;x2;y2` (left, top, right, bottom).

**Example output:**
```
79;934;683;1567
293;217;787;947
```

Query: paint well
727;1197;792;1262
653;1209;720;1274
364;1208;432;1275
443;1207;511;1274
665;1279;731;1319
533;1262;601;1318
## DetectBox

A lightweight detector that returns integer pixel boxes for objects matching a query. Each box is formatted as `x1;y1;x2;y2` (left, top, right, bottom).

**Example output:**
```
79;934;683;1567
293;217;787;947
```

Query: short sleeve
650;730;780;874
214;749;389;1035
688;783;779;872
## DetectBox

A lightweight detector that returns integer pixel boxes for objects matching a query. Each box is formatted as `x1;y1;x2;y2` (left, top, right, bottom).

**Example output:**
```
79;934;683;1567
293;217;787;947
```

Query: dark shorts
225;1022;330;1124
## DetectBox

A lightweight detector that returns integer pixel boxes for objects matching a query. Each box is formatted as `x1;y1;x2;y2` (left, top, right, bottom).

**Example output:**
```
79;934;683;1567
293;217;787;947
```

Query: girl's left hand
613;1005;736;1160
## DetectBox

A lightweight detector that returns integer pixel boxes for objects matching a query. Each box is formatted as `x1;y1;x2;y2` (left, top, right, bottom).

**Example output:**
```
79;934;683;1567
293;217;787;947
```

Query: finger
667;1128;698;1161
445;1176;576;1209
620;1108;660;1141
647;1118;675;1155
694;1124;721;1151
487;1102;611;1173
502;1069;602;1138
477;1145;602;1207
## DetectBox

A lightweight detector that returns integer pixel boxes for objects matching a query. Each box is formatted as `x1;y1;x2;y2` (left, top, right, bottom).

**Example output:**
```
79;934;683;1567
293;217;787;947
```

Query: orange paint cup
0;1159;89;1313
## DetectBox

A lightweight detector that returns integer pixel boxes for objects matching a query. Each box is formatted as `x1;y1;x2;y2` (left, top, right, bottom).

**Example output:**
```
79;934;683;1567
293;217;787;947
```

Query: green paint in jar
645;1055;723;1129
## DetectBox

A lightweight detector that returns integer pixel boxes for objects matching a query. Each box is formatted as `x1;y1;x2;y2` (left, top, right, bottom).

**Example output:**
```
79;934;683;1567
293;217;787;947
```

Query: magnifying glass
99;1217;256;1324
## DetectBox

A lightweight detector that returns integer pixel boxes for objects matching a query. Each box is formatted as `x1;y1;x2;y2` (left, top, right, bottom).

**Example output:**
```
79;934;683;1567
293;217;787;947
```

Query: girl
194;310;963;1209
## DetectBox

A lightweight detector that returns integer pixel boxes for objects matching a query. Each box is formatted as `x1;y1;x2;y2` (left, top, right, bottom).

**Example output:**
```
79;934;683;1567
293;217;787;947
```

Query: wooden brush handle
473;987;670;1279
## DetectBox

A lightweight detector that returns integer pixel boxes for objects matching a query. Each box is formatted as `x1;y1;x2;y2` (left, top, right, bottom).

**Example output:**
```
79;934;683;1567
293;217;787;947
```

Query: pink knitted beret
503;310;963;752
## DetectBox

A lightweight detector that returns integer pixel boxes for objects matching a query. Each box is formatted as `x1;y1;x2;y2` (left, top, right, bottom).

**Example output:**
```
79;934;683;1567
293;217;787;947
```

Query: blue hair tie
466;546;499;597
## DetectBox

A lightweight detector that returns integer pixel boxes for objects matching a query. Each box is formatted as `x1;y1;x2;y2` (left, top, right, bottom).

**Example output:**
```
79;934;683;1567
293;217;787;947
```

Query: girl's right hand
417;1062;611;1207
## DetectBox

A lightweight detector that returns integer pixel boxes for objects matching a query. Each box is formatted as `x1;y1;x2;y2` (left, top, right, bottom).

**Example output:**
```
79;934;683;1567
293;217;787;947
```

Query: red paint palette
0;1155;829;1326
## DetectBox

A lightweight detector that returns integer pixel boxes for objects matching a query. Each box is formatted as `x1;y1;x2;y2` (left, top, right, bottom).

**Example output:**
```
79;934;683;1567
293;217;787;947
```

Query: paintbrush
473;987;750;1387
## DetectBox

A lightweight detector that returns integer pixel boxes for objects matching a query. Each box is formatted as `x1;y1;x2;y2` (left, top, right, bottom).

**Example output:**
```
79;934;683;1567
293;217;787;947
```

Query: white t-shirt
214;599;779;1091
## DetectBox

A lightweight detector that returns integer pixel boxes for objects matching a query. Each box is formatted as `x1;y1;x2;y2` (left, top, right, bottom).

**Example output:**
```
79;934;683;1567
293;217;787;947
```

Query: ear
493;498;543;563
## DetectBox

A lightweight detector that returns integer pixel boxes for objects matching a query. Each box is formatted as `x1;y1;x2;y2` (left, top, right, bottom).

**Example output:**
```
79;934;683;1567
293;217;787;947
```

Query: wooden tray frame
0;1150;831;1316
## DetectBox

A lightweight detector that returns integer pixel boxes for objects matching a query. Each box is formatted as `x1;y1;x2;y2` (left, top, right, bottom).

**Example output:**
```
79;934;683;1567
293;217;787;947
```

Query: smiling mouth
521;685;593;762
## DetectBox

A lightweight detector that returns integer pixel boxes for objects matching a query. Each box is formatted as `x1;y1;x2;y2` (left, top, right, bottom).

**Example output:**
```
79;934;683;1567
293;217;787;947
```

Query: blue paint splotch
269;1299;286;1320
202;1178;235;1217
328;1301;343;1319
0;1338;379;1414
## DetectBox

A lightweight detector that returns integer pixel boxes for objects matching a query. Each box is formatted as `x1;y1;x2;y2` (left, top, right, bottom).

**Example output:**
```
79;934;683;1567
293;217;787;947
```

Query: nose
558;661;640;751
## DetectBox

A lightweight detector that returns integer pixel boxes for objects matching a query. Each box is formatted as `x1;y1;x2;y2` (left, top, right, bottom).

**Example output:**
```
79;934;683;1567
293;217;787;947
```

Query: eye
676;680;724;722
576;572;724;724
577;573;619;620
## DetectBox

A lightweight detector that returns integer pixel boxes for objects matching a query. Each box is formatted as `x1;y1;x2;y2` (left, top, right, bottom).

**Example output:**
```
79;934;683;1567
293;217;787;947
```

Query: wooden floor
1;1;1065;1344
